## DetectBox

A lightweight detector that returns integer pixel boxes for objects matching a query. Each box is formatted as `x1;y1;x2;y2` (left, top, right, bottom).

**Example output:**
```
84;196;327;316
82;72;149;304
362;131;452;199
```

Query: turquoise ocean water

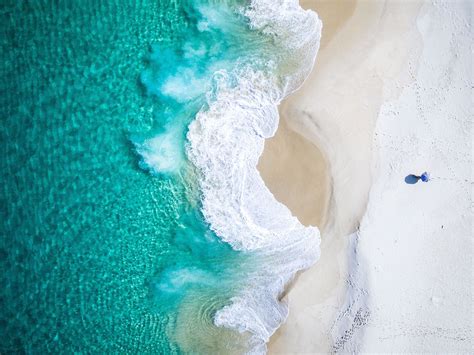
1;1;258;352
1;0;320;353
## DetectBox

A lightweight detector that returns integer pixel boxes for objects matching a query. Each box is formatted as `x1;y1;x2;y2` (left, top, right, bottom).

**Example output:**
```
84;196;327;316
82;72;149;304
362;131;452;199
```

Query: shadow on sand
405;174;420;184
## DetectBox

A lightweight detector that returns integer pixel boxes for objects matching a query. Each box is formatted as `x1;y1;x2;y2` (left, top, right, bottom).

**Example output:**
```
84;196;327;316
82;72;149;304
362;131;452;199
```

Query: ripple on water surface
1;0;253;352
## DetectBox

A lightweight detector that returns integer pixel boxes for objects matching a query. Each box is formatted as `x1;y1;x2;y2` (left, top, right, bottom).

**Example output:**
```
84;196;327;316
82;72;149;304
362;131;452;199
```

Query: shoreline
259;0;424;352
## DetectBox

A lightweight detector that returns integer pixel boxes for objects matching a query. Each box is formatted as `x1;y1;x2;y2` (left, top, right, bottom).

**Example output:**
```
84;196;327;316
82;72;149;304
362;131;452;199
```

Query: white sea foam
135;124;185;174
243;0;320;96
161;67;210;103
186;0;322;352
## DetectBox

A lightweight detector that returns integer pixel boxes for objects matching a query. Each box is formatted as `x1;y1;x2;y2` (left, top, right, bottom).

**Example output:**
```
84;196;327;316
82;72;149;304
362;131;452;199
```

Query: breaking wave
186;0;322;352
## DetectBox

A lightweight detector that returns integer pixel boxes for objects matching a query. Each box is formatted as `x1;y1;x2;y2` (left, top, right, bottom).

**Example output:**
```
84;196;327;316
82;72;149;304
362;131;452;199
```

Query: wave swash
186;1;322;352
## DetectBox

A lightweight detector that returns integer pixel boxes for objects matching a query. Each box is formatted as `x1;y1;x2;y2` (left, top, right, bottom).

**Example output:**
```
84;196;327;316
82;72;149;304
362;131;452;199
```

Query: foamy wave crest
187;1;322;352
244;0;321;95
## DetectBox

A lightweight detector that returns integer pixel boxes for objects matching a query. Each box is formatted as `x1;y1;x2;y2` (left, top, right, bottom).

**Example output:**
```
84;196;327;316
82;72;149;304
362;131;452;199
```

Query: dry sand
258;0;426;352
356;1;472;352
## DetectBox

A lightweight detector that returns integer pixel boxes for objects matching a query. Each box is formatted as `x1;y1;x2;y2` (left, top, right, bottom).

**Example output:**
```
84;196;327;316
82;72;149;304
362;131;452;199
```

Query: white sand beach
356;1;472;351
259;0;472;352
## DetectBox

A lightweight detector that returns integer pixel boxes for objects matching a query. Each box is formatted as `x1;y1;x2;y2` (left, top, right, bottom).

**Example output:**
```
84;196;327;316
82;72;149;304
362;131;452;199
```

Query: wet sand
257;117;330;229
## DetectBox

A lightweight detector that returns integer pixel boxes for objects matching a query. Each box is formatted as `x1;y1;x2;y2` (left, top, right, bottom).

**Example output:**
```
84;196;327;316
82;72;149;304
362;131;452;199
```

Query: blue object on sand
420;172;430;182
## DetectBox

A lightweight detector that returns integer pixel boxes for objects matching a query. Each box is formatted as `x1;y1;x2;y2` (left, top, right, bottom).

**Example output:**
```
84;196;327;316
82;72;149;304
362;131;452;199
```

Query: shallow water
1;0;320;353
0;1;254;352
